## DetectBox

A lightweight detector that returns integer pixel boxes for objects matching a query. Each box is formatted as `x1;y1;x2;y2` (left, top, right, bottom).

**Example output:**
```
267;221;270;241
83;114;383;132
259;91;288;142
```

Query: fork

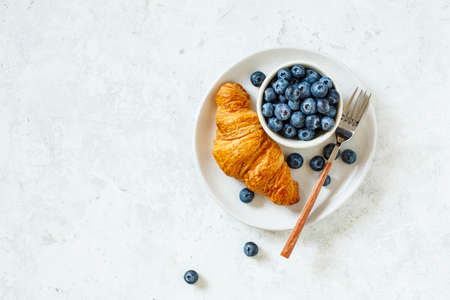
281;87;372;259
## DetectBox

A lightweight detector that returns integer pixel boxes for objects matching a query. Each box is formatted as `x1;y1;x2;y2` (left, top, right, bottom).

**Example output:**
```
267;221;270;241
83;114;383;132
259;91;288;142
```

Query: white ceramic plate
194;48;377;231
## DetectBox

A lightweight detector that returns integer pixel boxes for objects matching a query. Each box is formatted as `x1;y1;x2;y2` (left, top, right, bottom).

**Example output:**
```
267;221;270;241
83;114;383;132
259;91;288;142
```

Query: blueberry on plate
290;111;305;128
310;155;325;171
264;87;277;102
300;98;316;115
286;153;303;169
323;175;331;187
317;98;330;114
288;98;301;111
323;143;341;160
319;76;333;89
327;106;337;118
285;85;301;101
250;71;266;87
282;124;297;138
321;116;335;131
291;64;305;78
304;69;320;83
277;68;292;81
262;103;274;117
305;114;320;130
274;103;291;121
184;270;199;284
243;242;258;257
341;149;357;164
297;81;311;99
311;82;329;98
267;117;283;132
279;95;287;103
298;129;315;141
272;79;289;95
239;188;254;203
328;89;339;105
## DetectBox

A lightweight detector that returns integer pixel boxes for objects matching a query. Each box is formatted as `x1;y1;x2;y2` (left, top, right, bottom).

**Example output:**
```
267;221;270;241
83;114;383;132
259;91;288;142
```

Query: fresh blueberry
285;85;301;101
288;98;301;111
304;69;320;83
321;116;335;131
243;242;258;257
305;114;320;130
184;270;199;284
317;98;330;115
239;188;254;203
310;82;329;98
298;129;315;141
264;88;277;102
323;175;331;187
300;98;316;115
319;76;333;89
262;103;274;117
290;64;306;78
323;143;341;160
341;149;357;164
267;117;283;132
327;106;337;118
277;68;292;81
297;81;311;99
310;156;325;171
272;79;289;95
274;103;291;121
286;153;303;169
282;124;297;138
290;111;305;128
279;95;287;103
250;71;266;87
328;89;339;105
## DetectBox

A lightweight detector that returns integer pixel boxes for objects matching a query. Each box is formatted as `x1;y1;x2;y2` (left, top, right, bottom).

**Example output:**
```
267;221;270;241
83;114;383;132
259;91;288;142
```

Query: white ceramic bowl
256;62;343;149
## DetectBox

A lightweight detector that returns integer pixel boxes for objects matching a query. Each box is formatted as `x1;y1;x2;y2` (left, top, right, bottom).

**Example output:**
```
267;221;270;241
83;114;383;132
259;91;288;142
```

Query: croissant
212;82;300;206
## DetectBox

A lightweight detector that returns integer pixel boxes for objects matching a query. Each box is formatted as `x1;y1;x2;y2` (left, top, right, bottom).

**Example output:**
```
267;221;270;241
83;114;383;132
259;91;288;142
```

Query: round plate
194;48;377;231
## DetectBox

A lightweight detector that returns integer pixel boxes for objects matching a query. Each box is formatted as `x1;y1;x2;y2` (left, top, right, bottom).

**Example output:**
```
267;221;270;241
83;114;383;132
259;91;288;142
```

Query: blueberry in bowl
257;62;342;149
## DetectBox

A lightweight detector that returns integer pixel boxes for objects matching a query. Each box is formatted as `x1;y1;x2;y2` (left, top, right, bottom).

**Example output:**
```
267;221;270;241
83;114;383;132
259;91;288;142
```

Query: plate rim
193;47;377;231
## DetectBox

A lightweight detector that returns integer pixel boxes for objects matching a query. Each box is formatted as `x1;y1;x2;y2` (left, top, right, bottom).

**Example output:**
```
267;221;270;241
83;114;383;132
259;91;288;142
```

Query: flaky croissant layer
212;82;300;206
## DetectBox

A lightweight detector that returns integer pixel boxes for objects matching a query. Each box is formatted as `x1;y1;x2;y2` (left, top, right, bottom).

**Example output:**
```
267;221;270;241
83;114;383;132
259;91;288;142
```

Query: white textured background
1;0;450;299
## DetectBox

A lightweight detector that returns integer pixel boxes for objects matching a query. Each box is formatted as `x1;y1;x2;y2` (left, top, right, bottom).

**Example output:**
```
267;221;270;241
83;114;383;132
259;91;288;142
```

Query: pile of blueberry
251;65;339;141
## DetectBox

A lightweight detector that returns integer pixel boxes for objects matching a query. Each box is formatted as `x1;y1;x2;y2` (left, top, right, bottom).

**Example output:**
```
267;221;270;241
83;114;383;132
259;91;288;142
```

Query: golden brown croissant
212;82;300;206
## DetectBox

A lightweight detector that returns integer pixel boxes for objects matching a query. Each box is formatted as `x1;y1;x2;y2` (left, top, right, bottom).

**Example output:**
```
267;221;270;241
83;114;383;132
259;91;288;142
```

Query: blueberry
323;175;331;187
305;114;320;130
297;81;311;99
239;188;254;203
310;82;329;98
243;242;258;257
321;116;335;131
341;149;357;164
282;124;297;138
272;79;289;95
267;117;283;132
310;156;325;171
327;106;337;118
328;89;339;105
323;143;341;160
250;71;266;87
279;95;287;103
286;153;303;169
184;270;199;284
277;68;292;81
317;98;330;115
290;111;305;128
300;98;316;115
290;64;306;78
288;98;301;111
264;88;277;102
298;129;315;141
285;85;301;101
319;76;333;89
262;103;274;117
305;69;320;83
274;103;291;121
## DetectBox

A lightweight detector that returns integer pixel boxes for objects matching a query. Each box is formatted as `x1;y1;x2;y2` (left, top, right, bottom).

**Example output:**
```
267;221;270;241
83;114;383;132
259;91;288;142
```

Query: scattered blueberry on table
239;188;254;203
250;71;266;87
286;153;303;169
243;242;259;257
341;149;357;164
323;175;331;187
310;156;325;171
323;143;341;160
184;270;199;284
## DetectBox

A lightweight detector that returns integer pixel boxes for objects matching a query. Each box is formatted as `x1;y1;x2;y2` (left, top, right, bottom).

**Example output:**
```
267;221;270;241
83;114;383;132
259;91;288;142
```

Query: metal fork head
335;87;371;144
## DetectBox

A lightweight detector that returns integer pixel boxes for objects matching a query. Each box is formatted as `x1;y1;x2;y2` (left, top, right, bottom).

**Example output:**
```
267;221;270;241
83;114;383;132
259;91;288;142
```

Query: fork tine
343;87;358;117
351;90;365;121
347;89;362;120
356;92;371;123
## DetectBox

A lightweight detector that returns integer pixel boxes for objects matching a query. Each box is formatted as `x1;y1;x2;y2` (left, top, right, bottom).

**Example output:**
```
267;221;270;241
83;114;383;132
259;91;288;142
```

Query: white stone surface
1;0;449;299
